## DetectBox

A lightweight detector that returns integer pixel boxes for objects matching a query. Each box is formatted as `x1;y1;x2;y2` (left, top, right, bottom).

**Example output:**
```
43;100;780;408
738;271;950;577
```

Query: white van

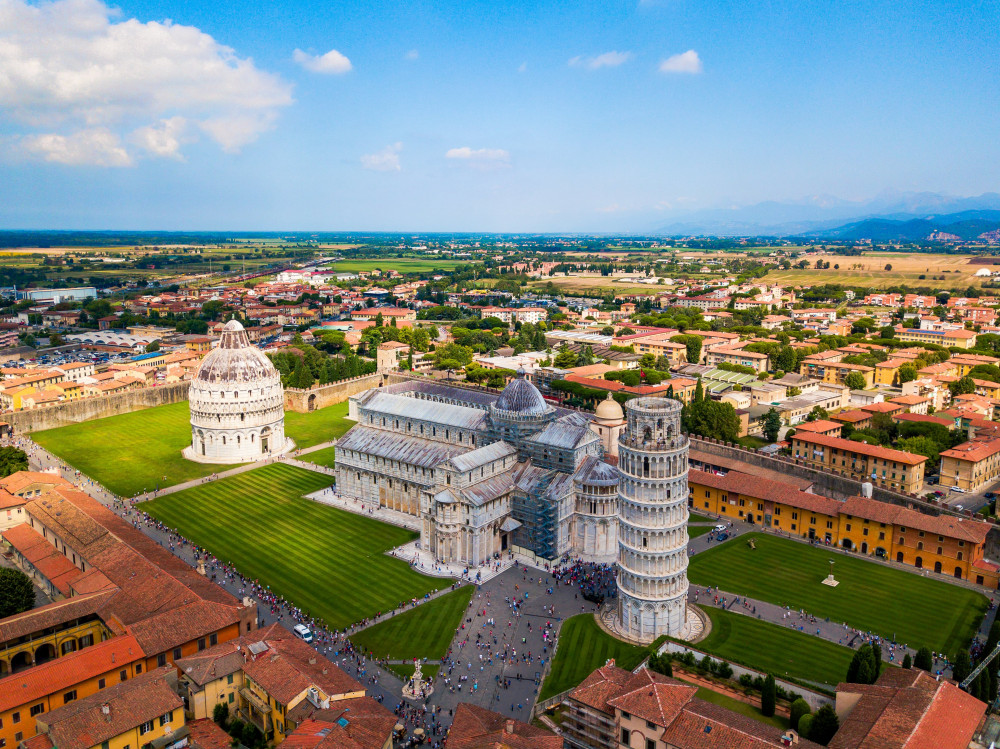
292;624;314;643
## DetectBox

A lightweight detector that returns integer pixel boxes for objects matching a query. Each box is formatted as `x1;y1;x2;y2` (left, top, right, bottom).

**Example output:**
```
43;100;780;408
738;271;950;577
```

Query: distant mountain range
652;191;1000;238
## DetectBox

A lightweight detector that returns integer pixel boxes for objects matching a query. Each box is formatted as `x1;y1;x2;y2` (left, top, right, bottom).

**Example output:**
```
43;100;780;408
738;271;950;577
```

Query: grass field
695;607;857;689
689;533;987;654
387;663;440;681
140;463;451;628
284;401;353;448
32;401;215;496
539;615;652;700
330;258;469;273
350;586;474;661
32;400;354;496
689;512;717;524
302;445;338;469
693;687;787;730
688;525;713;539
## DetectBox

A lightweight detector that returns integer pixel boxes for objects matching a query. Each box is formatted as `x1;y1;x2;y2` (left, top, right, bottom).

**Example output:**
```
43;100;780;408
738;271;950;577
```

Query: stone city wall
10;381;190;433
283;373;384;412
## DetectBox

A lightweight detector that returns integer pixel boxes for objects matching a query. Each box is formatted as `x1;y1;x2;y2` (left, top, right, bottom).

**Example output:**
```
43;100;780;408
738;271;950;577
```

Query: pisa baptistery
184;320;291;464
615;396;690;642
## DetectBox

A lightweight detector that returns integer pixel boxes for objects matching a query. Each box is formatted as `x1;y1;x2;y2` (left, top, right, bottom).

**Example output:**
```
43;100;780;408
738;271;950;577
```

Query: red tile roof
840;496;990;544
689;469;842;517
940;437;1000;464
186;719;232;749
447;703;561;749
792;432;927;465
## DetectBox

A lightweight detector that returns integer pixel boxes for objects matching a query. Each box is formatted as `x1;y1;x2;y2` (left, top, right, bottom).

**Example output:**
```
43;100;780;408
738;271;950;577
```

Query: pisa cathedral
335;371;693;641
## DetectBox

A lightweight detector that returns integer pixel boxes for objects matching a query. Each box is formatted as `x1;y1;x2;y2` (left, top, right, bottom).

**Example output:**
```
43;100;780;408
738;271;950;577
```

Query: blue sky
1;0;997;231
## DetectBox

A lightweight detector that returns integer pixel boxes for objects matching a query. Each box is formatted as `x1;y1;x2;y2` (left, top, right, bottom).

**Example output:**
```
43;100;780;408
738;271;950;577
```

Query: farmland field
33;400;355;496
141;463;451;629
330;258;471;273
689;533;987;655
763;252;983;289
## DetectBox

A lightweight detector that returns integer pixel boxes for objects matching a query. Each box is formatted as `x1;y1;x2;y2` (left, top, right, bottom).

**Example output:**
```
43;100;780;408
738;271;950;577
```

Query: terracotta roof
831;409;872;424
0;635;145;713
567;660;636;713
792;432;927;465
0;592;112;644
447;703;561;749
283;698;397;749
240;633;362;705
840;496;990;544
689;469;842;517
0;471;71;495
40;667;183;749
892;413;954;427
793;419;842;434
940;437;1000;464
861;402;903;414
662;698;822;748
831;669;985;749
606;670;698;727
186;719;232;749
0;487;22;509
176;623;285;686
2;522;83;595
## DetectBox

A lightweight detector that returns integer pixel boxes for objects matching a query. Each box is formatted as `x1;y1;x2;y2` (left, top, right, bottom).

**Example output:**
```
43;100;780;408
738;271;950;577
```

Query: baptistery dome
184;320;292;464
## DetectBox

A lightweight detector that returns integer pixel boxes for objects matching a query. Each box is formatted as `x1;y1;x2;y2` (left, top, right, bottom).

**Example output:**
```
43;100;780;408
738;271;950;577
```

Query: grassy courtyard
32;400;354;496
539;614;653;700
141;463;451;629
689;533;987;655
32;401;214;496
302;445;338;469
350;586;474;661
695;607;857;689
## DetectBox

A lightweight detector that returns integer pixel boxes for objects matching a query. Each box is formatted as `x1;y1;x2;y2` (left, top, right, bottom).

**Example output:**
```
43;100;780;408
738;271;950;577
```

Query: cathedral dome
594;392;624;423
495;369;551;416
195;319;278;384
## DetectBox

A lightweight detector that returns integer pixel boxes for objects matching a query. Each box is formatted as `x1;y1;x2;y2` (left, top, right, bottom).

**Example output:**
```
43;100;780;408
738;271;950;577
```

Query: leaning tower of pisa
614;396;693;642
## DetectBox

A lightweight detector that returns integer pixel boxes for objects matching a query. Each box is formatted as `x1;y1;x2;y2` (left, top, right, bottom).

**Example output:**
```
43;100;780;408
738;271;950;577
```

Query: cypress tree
914;647;933;672
760;673;776;718
810;705;840;746
868;641;882;683
952;650;972;686
902;653;912;669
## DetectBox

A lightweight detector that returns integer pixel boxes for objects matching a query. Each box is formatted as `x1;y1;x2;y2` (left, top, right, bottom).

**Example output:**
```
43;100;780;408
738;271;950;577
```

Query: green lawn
141;463;451;629
302;445;338;469
689;525;713;539
32;400;355;496
387;663;441;681
693;687;787;730
32;401;214;496
689;533;987;655
284;401;353;448
350;586;474;661
330;258;469;273
689;512;716;524
737;436;770;450
540;615;651;700
695;607;857;689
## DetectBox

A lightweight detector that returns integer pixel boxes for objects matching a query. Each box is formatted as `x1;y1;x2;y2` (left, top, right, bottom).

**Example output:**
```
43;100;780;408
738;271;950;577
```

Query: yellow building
940;436;1000;492
688;468;997;586
0;636;145;749
873;358;906;386
790;432;926;493
952;353;1000;377
800;360;875;388
29;667;185;749
895;327;978;348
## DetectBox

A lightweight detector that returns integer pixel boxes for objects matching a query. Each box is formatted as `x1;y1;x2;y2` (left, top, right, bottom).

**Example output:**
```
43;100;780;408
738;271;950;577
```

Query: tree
897;363;917;384
0;447;29;478
844;372;867;390
647;652;673;677
884;263;893;271
553;346;579;369
949;375;976;396
145;340;160;353
0;568;35;619
601;326;615;336
913;647;933;672
797;713;815;739
760;673;776;717
672;334;702;364
880;325;895;339
847;645;870;683
806;405;828;422
694;378;704;403
897;436;940;471
790;699;811;732
684;400;741;443
213;702;230;728
809;704;840;745
433;343;473;369
902;653;912;669
951;650;972;685
775;346;797;373
761;408;782;442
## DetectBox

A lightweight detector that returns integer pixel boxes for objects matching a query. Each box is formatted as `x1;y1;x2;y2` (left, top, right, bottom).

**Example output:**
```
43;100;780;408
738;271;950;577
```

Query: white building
184;319;291;464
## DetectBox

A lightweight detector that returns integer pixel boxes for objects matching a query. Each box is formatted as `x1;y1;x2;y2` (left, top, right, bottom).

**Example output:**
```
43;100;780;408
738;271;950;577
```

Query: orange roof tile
792;432;927;465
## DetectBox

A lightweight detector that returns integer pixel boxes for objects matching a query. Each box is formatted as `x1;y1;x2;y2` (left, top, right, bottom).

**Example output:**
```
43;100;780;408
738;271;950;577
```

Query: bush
914;647;933;672
809;704;840;745
739;673;754;688
212;702;229;728
797;713;815;738
790;699;811;731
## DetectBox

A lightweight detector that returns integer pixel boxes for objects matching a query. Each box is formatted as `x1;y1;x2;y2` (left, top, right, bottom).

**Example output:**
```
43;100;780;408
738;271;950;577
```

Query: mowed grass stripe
697;607;856;688
142;463;451;629
351;586;474;661
688;533;986;655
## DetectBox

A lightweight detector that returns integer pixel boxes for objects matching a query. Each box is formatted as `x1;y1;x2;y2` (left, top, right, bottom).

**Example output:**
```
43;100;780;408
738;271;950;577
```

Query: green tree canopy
0;568;35;619
683;399;741;443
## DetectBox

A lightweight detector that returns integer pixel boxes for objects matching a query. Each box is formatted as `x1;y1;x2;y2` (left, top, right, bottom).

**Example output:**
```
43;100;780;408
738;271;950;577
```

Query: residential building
895;327;978;349
790;432;926;493
940;435;1000;492
447;704;560;749
800;359;875;388
705;346;768;373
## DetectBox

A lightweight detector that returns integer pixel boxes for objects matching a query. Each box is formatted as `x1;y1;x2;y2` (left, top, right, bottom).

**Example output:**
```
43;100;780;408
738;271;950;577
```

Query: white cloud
131;117;188;159
21;128;132;167
569;51;632;70
445;147;510;169
0;0;293;165
293;48;352;74
659;50;703;74
361;142;402;172
405;49;419;61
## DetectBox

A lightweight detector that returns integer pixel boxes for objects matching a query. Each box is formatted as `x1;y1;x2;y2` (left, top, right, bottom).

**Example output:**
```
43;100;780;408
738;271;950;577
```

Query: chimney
505;719;514;735
101;703;111;720
308;657;316;665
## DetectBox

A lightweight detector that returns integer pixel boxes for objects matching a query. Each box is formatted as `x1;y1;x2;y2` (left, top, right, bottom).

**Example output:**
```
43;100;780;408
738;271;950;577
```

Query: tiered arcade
615;397;690;642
